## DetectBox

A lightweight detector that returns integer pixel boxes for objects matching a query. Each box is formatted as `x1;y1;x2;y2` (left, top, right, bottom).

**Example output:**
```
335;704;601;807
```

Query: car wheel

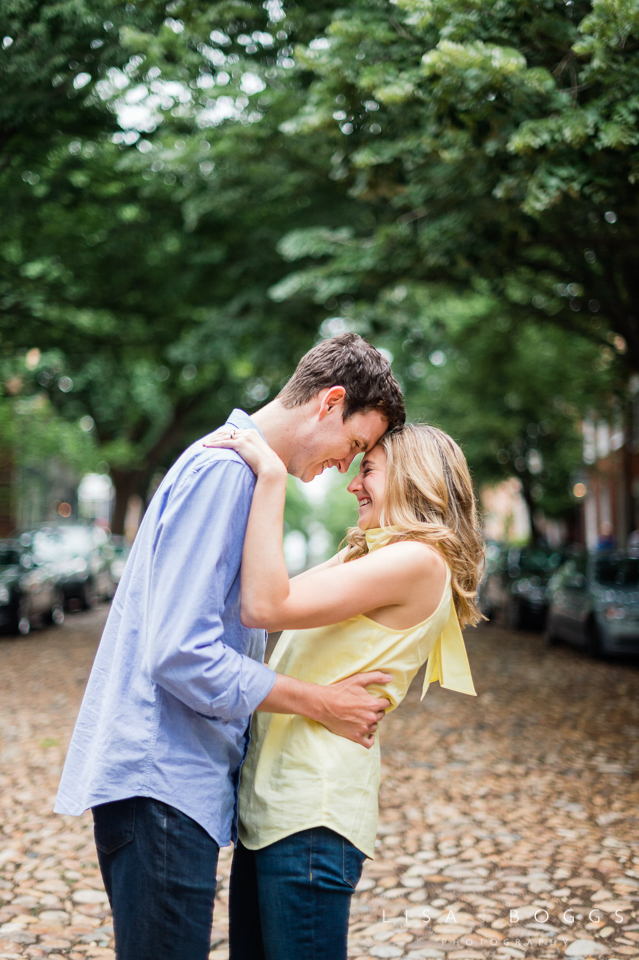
82;582;97;610
586;618;605;658
545;616;561;647
508;599;525;630
479;598;493;620
50;591;65;626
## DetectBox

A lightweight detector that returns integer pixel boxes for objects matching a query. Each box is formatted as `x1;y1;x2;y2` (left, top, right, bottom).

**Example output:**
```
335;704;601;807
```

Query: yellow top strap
364;526;400;553
421;599;477;698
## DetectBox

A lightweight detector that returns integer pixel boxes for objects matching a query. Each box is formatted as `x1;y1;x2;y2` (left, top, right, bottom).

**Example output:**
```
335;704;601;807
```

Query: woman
206;423;484;960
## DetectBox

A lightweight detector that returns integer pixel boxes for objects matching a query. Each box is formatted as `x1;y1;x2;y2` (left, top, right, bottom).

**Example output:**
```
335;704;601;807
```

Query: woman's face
347;444;387;530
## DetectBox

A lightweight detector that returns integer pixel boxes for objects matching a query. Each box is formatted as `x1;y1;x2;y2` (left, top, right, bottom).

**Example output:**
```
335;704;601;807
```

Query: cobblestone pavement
0;609;638;960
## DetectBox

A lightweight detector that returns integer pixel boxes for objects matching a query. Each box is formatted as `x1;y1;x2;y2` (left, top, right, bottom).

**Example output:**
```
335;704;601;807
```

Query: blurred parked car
107;535;131;589
0;539;64;635
24;523;115;611
476;541;502;618
481;545;563;629
546;553;639;656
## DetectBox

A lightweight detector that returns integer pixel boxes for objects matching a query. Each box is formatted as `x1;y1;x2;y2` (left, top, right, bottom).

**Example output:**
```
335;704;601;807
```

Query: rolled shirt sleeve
145;456;276;721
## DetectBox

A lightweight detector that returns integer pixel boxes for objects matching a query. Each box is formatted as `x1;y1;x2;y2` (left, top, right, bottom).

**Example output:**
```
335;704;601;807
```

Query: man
55;333;405;960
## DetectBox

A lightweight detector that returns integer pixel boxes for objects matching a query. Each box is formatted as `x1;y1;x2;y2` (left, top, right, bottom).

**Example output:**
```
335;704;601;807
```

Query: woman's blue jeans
229;827;366;960
93;796;219;960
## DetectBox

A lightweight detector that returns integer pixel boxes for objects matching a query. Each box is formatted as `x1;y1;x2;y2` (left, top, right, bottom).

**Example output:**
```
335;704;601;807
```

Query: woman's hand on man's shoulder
203;428;286;481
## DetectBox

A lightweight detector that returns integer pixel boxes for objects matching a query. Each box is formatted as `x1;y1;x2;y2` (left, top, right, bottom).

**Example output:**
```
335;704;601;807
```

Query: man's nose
337;451;357;473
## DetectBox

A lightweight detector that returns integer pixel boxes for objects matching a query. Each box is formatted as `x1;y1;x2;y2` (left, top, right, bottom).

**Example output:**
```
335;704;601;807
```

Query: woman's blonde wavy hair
343;423;485;627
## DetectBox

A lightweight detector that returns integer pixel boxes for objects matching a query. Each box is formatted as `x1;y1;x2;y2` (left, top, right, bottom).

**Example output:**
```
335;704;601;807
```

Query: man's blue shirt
55;410;277;844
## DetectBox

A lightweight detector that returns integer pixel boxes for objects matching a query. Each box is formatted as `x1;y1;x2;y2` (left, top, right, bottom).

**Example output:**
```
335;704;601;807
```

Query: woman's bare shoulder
381;539;447;576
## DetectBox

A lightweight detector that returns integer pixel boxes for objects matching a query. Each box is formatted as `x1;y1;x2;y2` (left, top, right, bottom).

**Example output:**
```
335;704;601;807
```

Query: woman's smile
347;445;387;529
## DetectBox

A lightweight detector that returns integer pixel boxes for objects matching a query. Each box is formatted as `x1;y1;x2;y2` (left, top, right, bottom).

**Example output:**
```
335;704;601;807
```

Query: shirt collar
226;408;265;440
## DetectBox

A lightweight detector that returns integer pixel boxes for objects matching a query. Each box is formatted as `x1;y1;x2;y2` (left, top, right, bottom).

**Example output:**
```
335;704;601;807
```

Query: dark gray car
481;545;562;629
0;539;64;635
28;524;115;611
546;553;639;655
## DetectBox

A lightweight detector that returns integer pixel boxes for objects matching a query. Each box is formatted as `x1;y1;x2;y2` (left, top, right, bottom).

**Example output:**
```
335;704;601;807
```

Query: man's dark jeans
229;827;366;960
93;796;219;960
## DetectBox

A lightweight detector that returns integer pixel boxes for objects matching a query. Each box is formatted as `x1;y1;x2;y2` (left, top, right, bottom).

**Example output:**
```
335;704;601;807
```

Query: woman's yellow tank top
238;528;477;858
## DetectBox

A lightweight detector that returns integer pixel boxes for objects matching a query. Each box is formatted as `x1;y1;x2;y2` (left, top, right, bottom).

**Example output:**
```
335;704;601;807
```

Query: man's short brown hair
278;333;405;431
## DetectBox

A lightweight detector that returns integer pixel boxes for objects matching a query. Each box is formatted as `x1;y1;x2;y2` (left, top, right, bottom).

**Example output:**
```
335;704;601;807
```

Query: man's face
290;399;389;483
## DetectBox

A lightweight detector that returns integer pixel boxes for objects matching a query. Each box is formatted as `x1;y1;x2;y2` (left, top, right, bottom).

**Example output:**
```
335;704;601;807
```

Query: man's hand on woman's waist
256;672;391;749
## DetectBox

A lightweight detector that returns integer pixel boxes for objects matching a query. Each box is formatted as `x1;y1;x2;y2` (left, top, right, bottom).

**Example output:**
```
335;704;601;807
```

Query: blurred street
0;610;638;960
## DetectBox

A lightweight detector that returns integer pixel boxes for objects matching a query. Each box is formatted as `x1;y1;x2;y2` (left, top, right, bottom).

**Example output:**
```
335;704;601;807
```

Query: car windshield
0;548;20;566
32;528;94;562
594;557;639;586
518;550;557;574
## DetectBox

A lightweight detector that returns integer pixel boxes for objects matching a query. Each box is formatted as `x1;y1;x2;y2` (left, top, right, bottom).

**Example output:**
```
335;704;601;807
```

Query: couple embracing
55;334;483;960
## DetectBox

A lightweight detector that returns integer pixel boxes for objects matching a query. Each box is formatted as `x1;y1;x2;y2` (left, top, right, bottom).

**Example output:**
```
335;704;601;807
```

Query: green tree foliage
274;0;639;366
366;284;621;536
0;0;367;530
0;386;98;533
5;395;97;481
0;0;167;151
2;0;633;541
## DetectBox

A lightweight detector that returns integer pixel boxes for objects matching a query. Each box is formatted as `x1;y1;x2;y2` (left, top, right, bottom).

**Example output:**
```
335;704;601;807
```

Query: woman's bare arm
290;548;346;583
237;465;441;632
205;429;444;634
202;430;392;745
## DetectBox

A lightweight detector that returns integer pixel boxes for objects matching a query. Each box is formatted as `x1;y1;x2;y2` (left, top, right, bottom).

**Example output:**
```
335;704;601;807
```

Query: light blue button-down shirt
55;410;277;844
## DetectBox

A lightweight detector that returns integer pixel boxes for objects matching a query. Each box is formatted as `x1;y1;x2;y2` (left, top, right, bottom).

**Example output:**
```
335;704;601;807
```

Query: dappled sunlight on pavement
0;614;637;959
348;623;639;959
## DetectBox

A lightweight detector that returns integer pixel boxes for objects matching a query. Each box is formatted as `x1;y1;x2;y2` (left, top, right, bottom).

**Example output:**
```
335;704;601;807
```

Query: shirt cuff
196;656;277;722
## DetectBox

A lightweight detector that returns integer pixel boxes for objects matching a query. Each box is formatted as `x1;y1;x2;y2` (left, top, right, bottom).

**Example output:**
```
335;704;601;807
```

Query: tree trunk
520;480;543;546
0;446;15;537
623;397;635;538
110;468;149;536
106;389;218;535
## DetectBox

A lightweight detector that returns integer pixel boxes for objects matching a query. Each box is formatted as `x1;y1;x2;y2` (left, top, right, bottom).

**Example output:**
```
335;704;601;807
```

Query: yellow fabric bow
422;600;477;698
364;527;477;699
366;527;477;700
